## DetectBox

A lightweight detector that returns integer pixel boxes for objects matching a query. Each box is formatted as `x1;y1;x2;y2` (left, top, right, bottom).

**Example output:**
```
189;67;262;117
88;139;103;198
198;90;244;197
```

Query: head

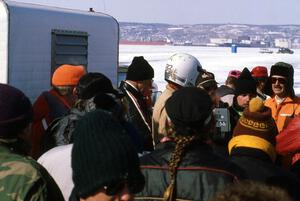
165;87;213;138
75;72;122;112
229;98;278;162
165;53;203;88
234;68;257;108
72;110;144;201
212;181;292;201
52;64;86;104
196;71;219;108
0;84;33;142
126;56;154;97
225;70;241;89
251;66;268;92
270;62;294;98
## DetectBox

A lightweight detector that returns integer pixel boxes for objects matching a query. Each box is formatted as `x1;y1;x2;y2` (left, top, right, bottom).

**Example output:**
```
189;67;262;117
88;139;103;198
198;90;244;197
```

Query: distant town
120;22;300;48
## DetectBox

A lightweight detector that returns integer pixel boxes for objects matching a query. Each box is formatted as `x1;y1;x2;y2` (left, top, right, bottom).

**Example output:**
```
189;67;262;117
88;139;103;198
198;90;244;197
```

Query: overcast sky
13;0;300;25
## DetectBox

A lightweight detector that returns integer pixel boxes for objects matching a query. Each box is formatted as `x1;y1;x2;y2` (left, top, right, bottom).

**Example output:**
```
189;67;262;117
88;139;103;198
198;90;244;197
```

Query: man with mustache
265;62;300;133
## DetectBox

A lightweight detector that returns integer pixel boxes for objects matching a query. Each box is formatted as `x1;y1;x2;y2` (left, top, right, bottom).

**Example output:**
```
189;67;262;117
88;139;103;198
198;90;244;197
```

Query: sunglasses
103;180;142;196
271;77;286;84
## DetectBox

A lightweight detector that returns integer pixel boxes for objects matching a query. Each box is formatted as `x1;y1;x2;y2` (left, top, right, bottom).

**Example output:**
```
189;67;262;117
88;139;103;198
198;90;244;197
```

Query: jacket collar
121;81;143;99
230;147;273;163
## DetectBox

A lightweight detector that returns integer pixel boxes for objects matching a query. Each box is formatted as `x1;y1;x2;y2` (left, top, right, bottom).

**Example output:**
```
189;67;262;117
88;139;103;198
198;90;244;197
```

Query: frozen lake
119;45;300;94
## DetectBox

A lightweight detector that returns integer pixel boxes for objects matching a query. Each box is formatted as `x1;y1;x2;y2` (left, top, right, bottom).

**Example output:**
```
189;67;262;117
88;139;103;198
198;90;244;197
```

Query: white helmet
165;53;203;87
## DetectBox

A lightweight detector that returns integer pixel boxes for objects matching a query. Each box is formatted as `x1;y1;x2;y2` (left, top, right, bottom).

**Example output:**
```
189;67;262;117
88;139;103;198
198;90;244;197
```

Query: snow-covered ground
120;45;300;94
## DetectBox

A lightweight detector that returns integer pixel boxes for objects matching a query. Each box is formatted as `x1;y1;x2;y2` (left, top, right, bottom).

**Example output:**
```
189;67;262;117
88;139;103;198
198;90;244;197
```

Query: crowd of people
1;53;300;201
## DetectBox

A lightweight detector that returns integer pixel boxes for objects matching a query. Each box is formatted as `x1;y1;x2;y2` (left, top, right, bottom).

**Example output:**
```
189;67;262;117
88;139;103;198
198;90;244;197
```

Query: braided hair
163;135;196;201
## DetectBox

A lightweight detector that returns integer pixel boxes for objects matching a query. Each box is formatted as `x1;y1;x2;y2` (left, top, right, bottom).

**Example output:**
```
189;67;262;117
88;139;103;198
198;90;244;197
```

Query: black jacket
230;147;300;201
135;141;243;201
120;81;153;151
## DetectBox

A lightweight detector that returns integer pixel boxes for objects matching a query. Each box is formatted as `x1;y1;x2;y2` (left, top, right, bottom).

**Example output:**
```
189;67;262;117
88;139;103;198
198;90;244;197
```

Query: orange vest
265;96;300;133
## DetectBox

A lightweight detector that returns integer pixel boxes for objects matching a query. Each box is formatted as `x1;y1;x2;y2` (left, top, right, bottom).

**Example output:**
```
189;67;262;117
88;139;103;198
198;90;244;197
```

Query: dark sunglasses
104;180;142;196
271;77;286;84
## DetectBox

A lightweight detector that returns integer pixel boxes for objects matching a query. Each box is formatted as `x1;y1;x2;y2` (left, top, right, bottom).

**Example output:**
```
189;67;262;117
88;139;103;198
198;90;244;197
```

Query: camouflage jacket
0;139;64;201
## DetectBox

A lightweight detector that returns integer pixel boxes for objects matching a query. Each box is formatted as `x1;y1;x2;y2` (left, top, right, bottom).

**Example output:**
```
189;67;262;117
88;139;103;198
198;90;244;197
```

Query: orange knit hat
52;64;86;86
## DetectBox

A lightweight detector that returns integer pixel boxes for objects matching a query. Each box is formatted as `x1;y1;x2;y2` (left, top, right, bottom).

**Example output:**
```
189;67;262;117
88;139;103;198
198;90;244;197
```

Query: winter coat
120;81;153;151
230;147;300;201
135;141;243;201
31;89;71;159
152;85;175;146
265;96;300;132
0;139;64;201
228;100;244;134
38;144;73;201
41;108;84;154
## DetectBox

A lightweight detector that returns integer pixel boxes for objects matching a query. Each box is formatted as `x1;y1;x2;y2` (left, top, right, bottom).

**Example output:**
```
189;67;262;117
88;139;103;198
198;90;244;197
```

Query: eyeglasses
271;77;286;84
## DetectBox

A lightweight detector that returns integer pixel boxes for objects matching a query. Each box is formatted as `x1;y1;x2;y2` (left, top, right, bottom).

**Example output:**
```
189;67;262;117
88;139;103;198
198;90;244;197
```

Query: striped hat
228;97;278;162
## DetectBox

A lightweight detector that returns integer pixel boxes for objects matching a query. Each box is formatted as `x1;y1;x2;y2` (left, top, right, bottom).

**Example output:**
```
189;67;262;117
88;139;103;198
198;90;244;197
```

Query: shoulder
0;151;46;199
1;151;42;178
38;144;73;165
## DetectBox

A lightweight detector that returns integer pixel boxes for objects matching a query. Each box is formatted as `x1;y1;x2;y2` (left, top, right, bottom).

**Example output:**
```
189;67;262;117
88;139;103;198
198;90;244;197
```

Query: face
236;93;255;108
81;184;133;201
137;79;153;97
271;75;288;98
257;77;268;92
208;88;218;108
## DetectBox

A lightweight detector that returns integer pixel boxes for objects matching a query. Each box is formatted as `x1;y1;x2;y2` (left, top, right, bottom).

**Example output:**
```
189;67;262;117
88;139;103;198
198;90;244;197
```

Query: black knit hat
0;84;33;138
270;62;294;96
126;56;154;81
71;110;144;198
76;72;122;99
165;87;213;134
235;68;257;96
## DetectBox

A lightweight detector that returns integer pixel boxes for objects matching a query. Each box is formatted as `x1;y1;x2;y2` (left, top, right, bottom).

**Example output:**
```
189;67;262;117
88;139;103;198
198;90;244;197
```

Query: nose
114;185;133;201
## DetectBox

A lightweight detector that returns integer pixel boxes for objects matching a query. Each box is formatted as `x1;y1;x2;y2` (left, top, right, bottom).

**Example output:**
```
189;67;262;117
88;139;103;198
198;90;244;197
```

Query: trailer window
51;29;88;74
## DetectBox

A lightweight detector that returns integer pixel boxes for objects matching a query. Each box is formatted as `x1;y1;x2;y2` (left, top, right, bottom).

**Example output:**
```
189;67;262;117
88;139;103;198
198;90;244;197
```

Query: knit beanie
235;68;257;96
270;62;294;97
52;64;86;86
165;87;213;135
126;56;154;81
251;66;268;78
228;97;278;162
0;84;33;138
76;72;121;99
196;71;218;89
71;110;144;198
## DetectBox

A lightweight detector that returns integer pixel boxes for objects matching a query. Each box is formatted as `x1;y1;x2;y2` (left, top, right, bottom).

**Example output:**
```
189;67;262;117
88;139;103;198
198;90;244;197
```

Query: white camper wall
5;0;119;101
0;1;8;84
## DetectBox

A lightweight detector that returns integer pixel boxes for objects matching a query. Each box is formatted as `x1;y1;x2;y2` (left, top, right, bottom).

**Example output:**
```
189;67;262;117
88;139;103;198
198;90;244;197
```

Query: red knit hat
251;66;268;78
52;64;86;86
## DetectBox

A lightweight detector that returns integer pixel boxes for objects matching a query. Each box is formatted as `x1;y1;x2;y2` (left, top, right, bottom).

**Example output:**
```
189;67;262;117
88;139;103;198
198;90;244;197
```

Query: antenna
102;0;106;12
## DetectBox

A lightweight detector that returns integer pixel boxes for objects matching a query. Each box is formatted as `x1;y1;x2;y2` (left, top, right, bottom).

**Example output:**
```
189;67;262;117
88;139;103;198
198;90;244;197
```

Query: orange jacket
31;89;71;159
265;96;300;133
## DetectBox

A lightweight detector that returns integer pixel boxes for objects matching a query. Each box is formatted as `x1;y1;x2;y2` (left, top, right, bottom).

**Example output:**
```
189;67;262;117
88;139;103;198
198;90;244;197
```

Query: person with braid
135;87;243;201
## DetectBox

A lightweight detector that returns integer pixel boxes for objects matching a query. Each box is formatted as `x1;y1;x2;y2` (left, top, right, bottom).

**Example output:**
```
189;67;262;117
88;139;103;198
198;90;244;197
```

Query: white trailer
0;0;119;100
